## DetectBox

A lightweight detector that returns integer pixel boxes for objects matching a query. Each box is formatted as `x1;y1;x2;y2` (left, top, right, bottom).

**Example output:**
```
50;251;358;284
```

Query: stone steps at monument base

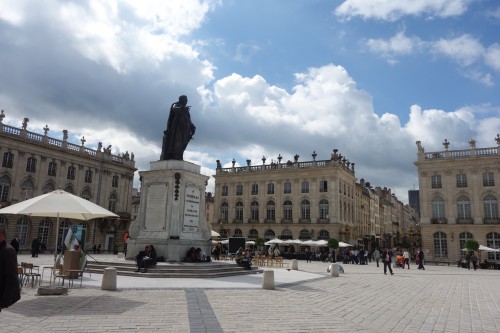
86;261;263;278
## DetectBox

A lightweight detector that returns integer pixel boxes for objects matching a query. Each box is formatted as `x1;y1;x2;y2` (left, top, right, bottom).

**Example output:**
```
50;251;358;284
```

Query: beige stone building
211;148;417;252
415;137;500;263
0;111;136;253
212;151;356;246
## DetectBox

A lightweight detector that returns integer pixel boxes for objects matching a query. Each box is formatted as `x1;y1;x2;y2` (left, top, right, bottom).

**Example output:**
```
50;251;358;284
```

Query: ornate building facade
211;150;416;250
0;111;136;253
415;137;500;262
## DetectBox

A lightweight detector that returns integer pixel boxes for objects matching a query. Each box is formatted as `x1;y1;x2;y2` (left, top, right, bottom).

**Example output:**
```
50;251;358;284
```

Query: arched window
21;179;34;200
281;229;293;240
283;200;292;220
433;232;448;258
459;232;473;253
0;175;11;202
484;195;498;220
301;199;310;220
220;202;228;221
250;201;259;220
235;202;243;221
264;229;275;240
64;184;74;194
319;199;329;219
318;229;330;240
81;188;92;200
248;229;258;239
16;217;30;246
432;196;445;219
38;219;51;247
43;181;55;194
457;196;471;219
233;229;243;237
299;229;311;240
266;201;275;220
486;232;500;260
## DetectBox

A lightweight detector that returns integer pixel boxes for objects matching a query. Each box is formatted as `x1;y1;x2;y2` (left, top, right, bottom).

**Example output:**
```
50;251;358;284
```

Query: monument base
127;159;211;261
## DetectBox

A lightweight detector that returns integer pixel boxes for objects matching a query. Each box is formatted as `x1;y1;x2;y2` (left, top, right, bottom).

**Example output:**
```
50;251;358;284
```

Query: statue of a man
160;95;196;160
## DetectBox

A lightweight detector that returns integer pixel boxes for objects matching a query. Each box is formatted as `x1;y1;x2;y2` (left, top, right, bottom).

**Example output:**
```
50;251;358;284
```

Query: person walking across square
383;248;394;275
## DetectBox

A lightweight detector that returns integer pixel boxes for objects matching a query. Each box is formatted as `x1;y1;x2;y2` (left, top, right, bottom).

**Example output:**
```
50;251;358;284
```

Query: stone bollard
291;259;298;270
329;263;339;277
101;267;117;290
262;270;275;290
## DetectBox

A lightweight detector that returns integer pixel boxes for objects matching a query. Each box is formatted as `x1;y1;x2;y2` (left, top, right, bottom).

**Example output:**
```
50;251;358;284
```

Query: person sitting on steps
135;245;157;273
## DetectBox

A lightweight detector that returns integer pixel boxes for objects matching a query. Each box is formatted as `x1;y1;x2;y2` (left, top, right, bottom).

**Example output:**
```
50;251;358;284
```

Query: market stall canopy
338;241;353;247
264;238;284;245
478;245;500;252
211;230;220;237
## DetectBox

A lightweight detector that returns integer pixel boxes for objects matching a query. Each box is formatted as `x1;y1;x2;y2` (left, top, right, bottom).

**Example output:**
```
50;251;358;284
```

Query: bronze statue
160;95;196;160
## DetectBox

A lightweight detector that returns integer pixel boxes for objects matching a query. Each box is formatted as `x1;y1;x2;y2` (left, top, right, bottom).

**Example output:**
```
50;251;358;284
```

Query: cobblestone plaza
3;254;500;332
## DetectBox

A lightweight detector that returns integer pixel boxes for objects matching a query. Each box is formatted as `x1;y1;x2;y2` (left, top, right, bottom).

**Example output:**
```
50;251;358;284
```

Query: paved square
4;254;500;332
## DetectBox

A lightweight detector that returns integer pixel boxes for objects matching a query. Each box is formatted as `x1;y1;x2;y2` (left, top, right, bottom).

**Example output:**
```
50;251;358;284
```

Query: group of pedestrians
374;247;426;276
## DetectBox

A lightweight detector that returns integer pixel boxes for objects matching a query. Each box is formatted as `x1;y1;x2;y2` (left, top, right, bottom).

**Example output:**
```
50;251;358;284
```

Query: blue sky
1;0;499;203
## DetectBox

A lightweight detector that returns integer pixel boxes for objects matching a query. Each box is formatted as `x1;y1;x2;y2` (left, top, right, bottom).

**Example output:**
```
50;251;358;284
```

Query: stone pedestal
101;267;117;290
329;263;339;277
127;160;211;261
291;259;298;270
262;270;275;290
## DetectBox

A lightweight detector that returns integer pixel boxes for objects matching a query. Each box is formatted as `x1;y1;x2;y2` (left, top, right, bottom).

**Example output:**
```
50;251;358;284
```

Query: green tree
464;240;479;252
328;238;339;249
255;237;265;253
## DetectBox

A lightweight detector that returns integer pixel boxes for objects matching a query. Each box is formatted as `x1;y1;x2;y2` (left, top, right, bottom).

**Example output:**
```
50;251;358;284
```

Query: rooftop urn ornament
351;162;355;171
496;134;500;145
63;130;68;141
312;151;317;161
232;158;236;167
43;124;49;135
277;154;282;163
0;110;5;123
442;139;450;150
294;154;299;162
262;156;266;164
216;160;222;169
22;117;29;130
468;138;476;149
80;136;86;146
246;159;251;166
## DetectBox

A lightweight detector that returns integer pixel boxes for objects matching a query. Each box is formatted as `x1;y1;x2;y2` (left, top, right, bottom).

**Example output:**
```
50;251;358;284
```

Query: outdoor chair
22;263;41;287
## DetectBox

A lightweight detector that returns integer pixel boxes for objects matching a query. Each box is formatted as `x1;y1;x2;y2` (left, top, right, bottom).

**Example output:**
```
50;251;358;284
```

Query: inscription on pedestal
183;186;200;232
145;184;168;230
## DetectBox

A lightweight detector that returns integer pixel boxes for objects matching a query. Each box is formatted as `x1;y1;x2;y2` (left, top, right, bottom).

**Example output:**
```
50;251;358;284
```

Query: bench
428;260;458;266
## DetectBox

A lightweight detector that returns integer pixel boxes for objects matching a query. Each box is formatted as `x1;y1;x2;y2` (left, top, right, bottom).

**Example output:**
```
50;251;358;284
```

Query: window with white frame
433;231;448;258
301;199;310;219
251;201;259;220
235;202;243;220
456;174;467;187
48;161;57;177
283;200;292;220
16;217;30;246
301;181;309;193
284;182;291;194
457;196;471;219
483;172;495;187
0;175;11;202
26;157;36;172
221;185;228;196
220;202;228;220
431;197;445;219
484;195;498;219
319;199;329;219
108;193;117;212
319;180;328;192
38;219;51;246
2;152;13;168
267;183;274;194
486;232;500;260
67;166;76;180
266;201;275;220
251;184;258;195
236;184;243;196
431;175;442;189
112;175;119;188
